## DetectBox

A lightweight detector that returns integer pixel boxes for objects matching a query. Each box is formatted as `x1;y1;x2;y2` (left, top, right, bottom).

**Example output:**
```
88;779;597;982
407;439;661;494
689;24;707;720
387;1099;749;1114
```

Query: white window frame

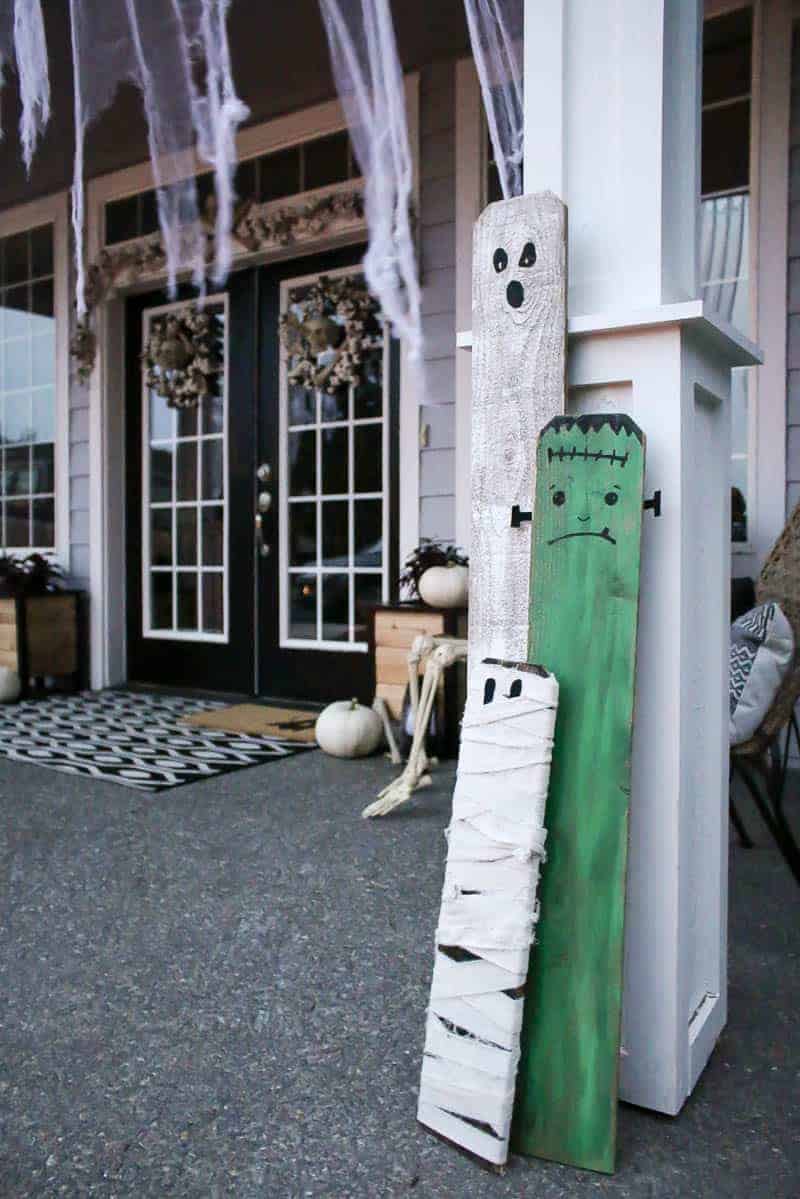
702;1;759;555
85;81;419;689
0;192;70;567
279;264;389;653
141;293;229;644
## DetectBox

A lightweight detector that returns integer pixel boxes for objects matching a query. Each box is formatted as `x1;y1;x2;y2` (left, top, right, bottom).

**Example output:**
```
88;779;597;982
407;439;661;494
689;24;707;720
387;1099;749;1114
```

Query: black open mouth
547;527;616;546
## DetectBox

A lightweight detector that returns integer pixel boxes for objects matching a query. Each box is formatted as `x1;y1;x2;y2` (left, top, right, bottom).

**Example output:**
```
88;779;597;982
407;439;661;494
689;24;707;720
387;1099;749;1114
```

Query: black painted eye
509;678;522;699
519;241;536;268
493;248;508;273
605;491;619;506
552;490;565;506
483;677;496;704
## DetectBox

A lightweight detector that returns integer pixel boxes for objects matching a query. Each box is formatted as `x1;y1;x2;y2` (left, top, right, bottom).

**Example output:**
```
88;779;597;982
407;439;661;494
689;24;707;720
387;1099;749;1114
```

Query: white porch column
520;0;761;1115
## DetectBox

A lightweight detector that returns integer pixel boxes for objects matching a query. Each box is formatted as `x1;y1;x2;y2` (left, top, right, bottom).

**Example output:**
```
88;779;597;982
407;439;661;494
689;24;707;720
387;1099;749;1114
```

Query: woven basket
733;499;800;758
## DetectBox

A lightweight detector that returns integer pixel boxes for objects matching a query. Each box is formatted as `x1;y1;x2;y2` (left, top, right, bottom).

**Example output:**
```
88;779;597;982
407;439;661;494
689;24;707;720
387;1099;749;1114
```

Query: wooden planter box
0;592;82;695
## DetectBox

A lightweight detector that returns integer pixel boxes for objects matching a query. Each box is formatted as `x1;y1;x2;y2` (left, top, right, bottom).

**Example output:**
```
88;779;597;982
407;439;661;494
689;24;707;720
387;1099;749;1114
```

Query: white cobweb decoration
463;0;524;200
318;0;422;363
69;0;248;317
0;0;51;172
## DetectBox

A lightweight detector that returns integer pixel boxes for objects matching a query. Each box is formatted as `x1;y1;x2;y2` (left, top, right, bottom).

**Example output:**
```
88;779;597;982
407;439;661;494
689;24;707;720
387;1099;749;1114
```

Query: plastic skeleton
417;658;558;1167
363;633;468;818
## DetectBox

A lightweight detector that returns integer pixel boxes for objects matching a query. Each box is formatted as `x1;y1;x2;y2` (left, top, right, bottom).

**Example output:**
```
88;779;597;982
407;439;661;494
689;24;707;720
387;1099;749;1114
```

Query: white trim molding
0;191;70;571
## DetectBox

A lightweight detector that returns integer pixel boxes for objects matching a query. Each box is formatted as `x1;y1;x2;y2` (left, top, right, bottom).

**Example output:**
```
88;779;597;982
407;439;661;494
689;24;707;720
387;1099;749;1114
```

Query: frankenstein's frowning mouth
547;527;617;546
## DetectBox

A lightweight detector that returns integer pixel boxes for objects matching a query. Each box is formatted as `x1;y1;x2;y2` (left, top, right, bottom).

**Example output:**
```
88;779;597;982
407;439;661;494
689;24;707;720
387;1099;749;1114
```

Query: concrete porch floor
0;749;798;1198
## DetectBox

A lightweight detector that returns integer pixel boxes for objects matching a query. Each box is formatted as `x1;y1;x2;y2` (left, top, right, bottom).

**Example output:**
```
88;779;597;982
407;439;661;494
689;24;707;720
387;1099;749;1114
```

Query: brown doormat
180;704;318;743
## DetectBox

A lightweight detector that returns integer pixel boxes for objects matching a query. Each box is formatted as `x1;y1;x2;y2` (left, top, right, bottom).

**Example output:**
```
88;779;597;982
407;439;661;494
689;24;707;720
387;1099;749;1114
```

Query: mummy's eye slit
552;490;566;506
519;241;537;268
493;248;508;273
509;678;523;699
483;677;496;704
605;491;619;506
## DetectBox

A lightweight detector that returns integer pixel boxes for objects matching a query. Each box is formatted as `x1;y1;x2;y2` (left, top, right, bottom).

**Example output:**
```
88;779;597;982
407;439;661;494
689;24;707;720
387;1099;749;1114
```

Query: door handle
257;462;272;483
258;490;272;513
255;512;270;557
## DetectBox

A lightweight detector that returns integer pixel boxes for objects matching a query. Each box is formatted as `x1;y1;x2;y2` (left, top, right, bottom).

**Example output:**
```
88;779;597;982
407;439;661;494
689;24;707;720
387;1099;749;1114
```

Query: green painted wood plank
512;413;645;1174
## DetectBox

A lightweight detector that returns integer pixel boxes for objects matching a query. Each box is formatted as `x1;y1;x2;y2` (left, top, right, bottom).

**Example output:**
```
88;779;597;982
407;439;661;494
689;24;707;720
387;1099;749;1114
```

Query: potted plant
0;554;80;697
399;539;469;609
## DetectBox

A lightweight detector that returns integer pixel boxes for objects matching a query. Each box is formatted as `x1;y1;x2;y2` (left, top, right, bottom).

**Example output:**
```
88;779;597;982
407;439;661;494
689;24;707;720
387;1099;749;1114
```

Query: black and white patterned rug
0;690;314;792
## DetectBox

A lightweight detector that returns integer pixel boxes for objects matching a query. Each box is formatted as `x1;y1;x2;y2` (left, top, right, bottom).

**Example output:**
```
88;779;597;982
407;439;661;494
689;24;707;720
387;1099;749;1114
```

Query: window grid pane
0;222;56;552
282;275;386;649
144;299;227;640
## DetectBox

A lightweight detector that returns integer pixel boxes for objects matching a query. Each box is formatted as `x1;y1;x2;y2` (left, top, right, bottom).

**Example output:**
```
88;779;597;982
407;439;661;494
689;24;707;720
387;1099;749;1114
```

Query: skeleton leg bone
363;639;468;818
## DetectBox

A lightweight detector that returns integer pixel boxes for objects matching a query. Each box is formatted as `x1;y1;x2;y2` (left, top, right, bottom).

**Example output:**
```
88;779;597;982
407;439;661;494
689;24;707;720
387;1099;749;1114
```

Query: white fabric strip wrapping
69;0;247;317
418;659;558;1167
0;0;50;172
318;0;422;364
463;0;524;200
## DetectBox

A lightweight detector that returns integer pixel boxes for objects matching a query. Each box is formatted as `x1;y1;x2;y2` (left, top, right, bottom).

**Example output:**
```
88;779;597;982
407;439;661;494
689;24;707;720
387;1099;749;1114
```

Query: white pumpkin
315;698;383;758
0;667;20;703
418;563;469;609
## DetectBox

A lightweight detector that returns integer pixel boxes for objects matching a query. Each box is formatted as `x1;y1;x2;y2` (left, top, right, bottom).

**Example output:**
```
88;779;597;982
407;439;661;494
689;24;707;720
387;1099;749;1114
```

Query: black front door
125;250;398;701
256;248;398;703
126;270;257;694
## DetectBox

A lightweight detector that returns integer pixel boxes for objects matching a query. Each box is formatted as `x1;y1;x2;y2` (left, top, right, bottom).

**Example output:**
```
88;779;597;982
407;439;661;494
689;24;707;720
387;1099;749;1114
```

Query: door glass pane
354;574;382;642
320;388;347;424
354;350;382;418
149;390;173;441
151;573;172;629
176;442;197;501
202;505;224;566
151;508;172;565
354;499;382;567
354;424;382;493
322;574;349;641
321;426;347;494
289;430;316;495
322;500;348;565
201;439;224;501
202;573;224;633
177;573;198;630
177;508;197;565
150;445;173;503
289;384;315;426
289;573;317;640
177;405;197;439
289;503;316;565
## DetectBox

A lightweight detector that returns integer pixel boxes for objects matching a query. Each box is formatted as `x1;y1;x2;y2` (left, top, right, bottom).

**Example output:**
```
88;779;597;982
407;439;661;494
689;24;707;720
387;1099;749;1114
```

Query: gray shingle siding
419;61;457;543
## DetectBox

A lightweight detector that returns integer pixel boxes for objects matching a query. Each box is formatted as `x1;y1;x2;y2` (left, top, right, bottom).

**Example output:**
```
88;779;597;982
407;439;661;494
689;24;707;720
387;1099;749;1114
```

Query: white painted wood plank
468;192;567;668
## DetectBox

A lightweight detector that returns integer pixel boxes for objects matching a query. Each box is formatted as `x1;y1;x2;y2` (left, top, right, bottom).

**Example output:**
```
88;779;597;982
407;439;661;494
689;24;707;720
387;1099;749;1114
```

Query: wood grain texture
469;192;566;670
513;414;645;1174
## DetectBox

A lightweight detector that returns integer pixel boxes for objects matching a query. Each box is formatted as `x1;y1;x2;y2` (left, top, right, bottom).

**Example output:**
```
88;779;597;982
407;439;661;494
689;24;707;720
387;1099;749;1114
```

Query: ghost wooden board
512;414;645;1174
469;191;566;671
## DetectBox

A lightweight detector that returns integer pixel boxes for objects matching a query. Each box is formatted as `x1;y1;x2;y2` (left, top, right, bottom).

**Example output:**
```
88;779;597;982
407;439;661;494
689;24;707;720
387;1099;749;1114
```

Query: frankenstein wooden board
512;413;645;1174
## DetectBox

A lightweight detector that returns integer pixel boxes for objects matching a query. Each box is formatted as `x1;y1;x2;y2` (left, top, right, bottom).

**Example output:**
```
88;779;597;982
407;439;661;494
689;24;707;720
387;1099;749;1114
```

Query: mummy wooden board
512;414;646;1174
469;192;566;674
418;659;558;1167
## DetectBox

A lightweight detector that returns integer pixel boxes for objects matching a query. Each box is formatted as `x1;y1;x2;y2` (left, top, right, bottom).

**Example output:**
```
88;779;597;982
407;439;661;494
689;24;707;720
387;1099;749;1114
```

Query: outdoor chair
730;499;800;884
